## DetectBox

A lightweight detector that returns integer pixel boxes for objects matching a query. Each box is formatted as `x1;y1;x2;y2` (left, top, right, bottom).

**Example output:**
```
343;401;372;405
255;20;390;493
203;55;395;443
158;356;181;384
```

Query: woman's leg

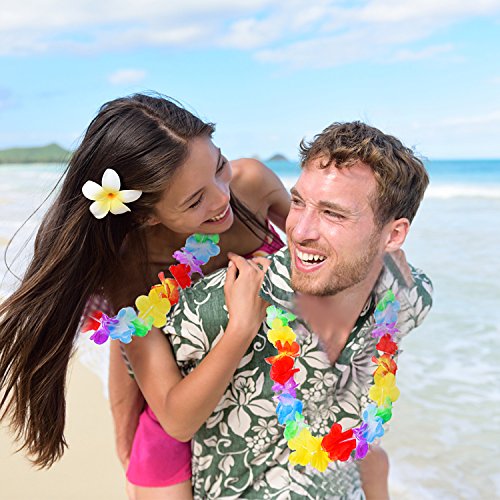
359;445;390;500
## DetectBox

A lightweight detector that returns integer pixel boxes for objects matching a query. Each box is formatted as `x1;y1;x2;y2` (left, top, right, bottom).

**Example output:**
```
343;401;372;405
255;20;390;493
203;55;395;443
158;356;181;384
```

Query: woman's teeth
208;206;229;222
296;249;326;264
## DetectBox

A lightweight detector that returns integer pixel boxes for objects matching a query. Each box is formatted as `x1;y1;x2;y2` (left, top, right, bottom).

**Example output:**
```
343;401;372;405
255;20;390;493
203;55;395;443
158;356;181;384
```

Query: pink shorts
126;405;192;487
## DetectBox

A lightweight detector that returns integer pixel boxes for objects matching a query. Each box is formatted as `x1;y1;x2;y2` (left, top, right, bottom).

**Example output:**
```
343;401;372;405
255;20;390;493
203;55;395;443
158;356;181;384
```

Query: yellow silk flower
135;287;171;328
288;428;330;472
369;372;400;405
82;168;142;219
267;318;296;347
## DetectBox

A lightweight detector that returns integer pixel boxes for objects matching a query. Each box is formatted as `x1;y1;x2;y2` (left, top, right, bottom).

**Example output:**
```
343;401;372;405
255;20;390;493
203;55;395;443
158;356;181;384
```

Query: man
165;121;433;499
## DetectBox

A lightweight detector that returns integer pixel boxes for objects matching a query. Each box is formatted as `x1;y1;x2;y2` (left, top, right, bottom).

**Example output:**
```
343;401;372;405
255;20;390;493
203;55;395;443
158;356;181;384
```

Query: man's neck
294;262;384;361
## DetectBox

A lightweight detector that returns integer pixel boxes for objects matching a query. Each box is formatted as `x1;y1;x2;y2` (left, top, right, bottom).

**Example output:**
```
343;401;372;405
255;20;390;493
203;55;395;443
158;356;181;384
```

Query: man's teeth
209;207;228;222
296;250;326;263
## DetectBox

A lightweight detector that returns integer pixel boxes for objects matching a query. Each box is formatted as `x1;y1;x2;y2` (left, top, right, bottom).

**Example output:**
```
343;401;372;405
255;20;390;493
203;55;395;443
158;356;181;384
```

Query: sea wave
425;183;500;199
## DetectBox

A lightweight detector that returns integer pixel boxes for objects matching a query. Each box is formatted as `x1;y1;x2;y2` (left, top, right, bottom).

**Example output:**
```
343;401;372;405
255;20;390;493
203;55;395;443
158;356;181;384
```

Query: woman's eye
216;159;227;174
189;196;203;209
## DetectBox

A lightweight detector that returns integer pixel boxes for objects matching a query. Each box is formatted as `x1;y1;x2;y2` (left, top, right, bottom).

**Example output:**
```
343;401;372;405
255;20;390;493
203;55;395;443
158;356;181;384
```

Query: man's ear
384;218;410;252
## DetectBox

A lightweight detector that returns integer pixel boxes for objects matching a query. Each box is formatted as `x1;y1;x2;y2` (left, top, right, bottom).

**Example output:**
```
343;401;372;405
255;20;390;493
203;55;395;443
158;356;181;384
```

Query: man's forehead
298;160;375;188
294;161;376;210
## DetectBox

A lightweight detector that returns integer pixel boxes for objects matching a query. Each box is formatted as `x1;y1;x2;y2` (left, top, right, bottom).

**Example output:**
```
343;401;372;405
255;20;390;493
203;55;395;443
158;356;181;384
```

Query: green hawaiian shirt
164;248;433;500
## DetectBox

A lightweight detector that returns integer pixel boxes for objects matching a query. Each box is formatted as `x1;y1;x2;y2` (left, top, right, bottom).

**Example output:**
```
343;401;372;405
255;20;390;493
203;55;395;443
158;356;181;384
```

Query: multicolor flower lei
265;290;401;472
81;234;221;344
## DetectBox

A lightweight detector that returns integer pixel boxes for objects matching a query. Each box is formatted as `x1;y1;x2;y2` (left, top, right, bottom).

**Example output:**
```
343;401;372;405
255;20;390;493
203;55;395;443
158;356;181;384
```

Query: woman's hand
224;253;271;334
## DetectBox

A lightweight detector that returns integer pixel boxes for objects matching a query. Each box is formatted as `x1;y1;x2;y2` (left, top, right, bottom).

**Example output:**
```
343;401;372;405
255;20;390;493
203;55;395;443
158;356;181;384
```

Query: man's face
286;159;385;296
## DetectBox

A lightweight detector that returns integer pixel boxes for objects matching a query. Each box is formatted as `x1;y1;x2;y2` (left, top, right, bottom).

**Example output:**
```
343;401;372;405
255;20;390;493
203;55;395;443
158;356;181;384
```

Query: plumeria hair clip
82;168;142;219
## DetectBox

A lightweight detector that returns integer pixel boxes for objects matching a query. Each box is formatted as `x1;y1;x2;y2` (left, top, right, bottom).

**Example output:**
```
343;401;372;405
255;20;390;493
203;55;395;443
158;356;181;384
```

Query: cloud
254;1;500;68
108;69;147;85
1;0;499;69
0;0;274;55
441;110;500;127
392;44;454;62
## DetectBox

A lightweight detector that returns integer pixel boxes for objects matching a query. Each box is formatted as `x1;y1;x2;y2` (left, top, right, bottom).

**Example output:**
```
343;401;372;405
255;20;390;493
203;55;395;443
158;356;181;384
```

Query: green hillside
0;143;71;164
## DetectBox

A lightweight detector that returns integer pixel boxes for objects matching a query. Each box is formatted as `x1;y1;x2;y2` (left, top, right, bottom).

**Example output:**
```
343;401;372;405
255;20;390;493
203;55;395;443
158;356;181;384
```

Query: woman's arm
123;255;270;442
108;341;145;469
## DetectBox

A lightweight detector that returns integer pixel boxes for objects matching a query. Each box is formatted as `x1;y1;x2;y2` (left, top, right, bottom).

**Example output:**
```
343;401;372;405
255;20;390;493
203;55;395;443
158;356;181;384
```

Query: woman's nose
212;181;230;209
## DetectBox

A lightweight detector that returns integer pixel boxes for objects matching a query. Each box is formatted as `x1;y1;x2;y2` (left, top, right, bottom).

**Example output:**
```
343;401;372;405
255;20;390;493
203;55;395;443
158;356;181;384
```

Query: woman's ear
384;218;410;252
144;214;161;226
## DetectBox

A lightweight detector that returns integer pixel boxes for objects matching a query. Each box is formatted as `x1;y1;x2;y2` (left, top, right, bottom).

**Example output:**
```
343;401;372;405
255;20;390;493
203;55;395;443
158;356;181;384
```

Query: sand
0;359;126;500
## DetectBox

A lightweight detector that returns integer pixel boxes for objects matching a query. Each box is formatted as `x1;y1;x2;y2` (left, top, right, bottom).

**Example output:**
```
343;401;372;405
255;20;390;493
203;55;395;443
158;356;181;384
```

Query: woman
0;93;289;497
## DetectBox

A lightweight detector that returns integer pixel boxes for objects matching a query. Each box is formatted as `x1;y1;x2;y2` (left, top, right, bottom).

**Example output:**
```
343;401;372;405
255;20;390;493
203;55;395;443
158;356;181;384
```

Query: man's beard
290;231;382;297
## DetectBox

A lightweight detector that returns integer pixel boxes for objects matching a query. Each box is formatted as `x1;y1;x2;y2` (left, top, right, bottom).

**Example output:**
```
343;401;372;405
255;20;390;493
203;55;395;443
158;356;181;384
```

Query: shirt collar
259;247;295;312
259;246;402;317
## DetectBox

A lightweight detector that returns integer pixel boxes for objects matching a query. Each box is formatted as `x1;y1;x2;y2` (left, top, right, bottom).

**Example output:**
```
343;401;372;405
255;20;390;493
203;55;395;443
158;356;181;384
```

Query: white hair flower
82;169;142;219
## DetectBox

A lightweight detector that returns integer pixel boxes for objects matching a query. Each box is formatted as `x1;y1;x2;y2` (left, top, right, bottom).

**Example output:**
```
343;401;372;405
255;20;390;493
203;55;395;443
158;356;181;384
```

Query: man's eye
189;196;203;209
325;211;345;219
291;198;303;206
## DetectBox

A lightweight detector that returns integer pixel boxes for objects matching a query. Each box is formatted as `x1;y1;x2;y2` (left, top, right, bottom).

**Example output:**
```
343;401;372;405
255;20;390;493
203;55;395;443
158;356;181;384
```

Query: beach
1;161;499;499
0;358;125;499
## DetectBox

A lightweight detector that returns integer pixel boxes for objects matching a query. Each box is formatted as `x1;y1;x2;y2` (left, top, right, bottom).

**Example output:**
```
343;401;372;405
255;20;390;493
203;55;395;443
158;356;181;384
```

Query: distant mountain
0;143;71;164
266;153;289;162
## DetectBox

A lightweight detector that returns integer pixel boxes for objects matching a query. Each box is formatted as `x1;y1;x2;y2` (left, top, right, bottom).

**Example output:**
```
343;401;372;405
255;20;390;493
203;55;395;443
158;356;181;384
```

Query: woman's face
151;136;234;235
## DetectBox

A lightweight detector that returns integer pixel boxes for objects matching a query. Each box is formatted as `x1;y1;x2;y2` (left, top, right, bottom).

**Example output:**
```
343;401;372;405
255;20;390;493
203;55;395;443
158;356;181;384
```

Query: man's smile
293;244;328;273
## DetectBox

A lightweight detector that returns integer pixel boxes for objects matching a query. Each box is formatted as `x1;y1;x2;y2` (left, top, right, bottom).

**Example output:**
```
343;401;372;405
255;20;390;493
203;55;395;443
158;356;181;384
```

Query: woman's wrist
226;316;262;342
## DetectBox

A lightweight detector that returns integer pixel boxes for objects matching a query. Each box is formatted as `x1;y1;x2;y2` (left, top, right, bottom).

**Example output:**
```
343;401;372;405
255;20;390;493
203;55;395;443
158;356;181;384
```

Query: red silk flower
321;423;356;462
265;340;300;365
376;334;398;355
270;356;300;385
169;264;192;289
82;311;103;333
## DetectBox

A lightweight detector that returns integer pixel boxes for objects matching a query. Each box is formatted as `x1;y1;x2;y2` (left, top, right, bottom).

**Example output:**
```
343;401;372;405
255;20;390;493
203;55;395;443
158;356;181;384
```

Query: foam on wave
425;184;500;199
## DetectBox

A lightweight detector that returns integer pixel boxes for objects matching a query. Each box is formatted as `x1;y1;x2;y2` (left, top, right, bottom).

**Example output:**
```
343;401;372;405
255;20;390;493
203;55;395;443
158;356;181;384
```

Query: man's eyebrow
290;187;355;215
179;148;222;209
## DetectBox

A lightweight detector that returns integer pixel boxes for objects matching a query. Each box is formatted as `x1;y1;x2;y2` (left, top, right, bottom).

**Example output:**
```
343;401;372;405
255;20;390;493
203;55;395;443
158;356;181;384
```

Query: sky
0;0;499;160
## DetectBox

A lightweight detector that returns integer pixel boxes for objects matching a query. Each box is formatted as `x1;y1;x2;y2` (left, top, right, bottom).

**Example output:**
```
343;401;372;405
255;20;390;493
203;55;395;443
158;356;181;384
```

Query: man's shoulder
259;247;293;309
377;251;433;338
164;249;288;361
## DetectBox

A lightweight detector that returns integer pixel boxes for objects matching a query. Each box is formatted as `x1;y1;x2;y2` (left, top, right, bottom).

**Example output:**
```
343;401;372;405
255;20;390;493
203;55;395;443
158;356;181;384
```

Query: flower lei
81;234;221;344
265;290;401;472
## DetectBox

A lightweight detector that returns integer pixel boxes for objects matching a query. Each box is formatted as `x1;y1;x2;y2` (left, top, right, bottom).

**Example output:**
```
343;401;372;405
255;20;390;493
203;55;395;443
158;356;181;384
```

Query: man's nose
292;209;320;242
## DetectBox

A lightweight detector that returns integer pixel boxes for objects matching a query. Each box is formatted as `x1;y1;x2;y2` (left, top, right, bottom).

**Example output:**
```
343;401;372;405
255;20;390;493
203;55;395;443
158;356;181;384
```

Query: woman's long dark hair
0;93;273;468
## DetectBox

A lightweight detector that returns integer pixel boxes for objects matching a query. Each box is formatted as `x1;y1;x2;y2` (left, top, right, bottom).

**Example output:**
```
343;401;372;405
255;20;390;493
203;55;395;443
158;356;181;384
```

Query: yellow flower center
107;192;117;199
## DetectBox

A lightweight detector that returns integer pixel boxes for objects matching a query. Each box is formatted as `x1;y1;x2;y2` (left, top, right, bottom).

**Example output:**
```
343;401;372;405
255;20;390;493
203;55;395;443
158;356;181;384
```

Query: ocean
1;160;499;499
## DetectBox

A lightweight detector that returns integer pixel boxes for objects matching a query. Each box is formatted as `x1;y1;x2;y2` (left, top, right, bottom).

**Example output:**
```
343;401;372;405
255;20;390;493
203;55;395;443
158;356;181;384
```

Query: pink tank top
243;222;285;259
